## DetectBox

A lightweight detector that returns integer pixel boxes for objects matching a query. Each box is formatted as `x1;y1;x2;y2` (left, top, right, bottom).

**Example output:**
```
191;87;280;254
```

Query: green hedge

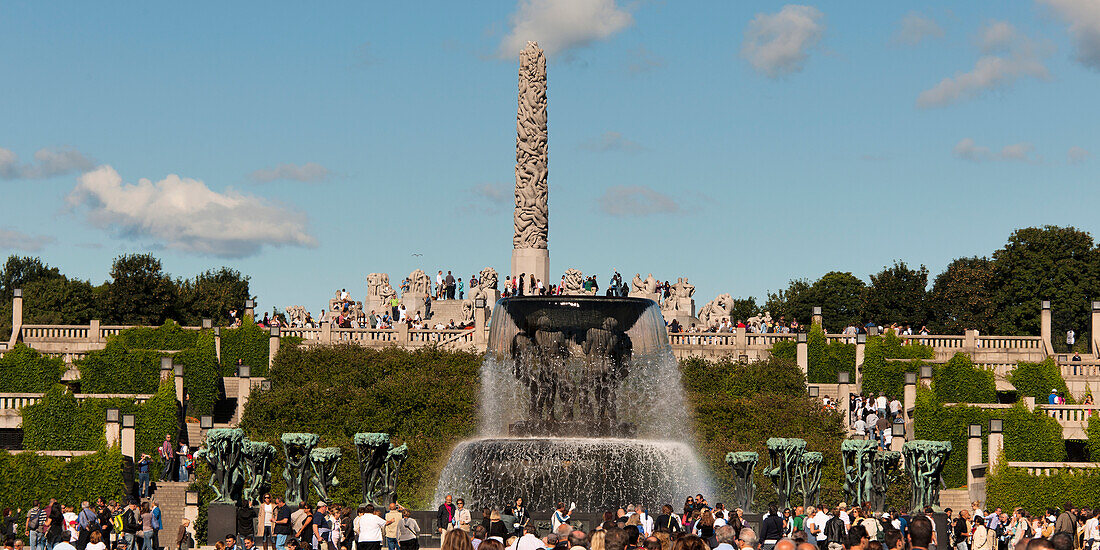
113;321;201;351
933;353;997;404
175;331;221;416
859;333;935;398
78;341;164;394
681;355;805;399
914;387;1065;487
239;345;482;508
219;321;271;377
806;323;857;383
0;343;65;392
1009;358;1074;404
1089;414;1100;462
986;462;1100;514
0;448;126;512
771;339;797;362
22;381;179;459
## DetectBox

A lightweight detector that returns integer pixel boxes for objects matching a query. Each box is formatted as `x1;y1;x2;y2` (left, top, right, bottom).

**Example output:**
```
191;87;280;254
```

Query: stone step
939;488;971;511
150;481;190;550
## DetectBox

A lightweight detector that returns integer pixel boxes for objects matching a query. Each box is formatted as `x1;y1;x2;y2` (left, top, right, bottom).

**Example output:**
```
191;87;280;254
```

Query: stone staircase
151;481;189;547
939;488;971;511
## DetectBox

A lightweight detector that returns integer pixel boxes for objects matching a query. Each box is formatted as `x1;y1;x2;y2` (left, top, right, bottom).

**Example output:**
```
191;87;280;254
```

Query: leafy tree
175;268;251;326
21;277;99;326
927;257;996;334
729;297;760;324
861;261;929;328
104;254;176;325
0;255;63;301
811;271;865;332
764;279;813;325
990;226;1100;350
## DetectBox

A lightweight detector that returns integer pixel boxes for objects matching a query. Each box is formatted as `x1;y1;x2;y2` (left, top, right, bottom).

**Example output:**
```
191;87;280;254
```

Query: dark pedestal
208;503;238;545
932;512;950;550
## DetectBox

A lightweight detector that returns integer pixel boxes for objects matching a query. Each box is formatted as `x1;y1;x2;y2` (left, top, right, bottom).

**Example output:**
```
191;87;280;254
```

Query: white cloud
598;185;680;217
581;131;644;152
1068;146;1091;163
917;21;1049;108
741;5;825;78
498;0;633;58
0;228;55;252
1039;0;1100;70
953;138;1037;162
67;165;317;258
0;147;95;180
893;12;944;46
248;162;331;183
471;182;511;203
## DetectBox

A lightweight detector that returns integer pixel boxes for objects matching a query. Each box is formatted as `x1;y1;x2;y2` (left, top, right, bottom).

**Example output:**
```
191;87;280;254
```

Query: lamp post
121;414;136;458
988;418;1005;472
202;318;213;330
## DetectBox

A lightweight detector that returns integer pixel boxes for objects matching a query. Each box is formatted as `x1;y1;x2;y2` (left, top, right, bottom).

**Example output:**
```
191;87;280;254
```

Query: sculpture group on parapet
725;437;951;513
195;430;409;507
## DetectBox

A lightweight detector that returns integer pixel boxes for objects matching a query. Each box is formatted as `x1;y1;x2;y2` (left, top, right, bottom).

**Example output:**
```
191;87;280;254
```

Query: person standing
453;500;471;533
272;498;291;550
27;501;47;550
398;509;420;550
159;435;174;482
176;441;190;482
384;504;402;550
1054;504;1076;536
77;502;98;550
355;506;386;550
437;496;455;539
258;495;274;550
137;455;152;499
237;501;257;550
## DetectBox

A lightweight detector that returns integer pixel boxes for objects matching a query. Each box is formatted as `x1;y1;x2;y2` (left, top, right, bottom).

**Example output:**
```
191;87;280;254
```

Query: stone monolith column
511;42;550;287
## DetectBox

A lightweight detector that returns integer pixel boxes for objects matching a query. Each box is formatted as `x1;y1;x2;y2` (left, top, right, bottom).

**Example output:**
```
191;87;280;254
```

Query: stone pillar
964;329;978;350
174;364;184;404
812;306;823;328
988;427;1004;473
269;327;280;367
105;420;121;449
839;379;851;428
121;415;136;459
1041;300;1052;354
8;288;22;346
321;323;333;344
474;305;489;345
214;327;222;365
511;42;551;287
237;372;252;424
244;299;256;322
397;321;410;344
89;319;101;344
1023;396;1035;410
855;334;866;390
1092;301;1100;355
967;425;983;492
796;334;808;377
734;327;747;349
903;373;917;437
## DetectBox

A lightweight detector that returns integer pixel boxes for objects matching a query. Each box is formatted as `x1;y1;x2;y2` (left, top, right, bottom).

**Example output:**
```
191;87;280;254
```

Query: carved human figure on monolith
196;428;246;504
725;452;758;512
841;439;877;508
903;440;951;511
281;433;319;504
241;439;276;505
355;433;391;506
763;438;805;510
310;447;342;503
870;450;901;513
798;451;824;508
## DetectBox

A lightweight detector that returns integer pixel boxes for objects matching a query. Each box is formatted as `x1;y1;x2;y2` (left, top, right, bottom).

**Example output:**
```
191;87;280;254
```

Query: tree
926;257;996;334
0;255;62;301
810;272;865;332
22;277;99;326
104;254;176;326
765;279;813;325
990;226;1100;350
175;268;251;326
729;297;760;324
861;261;929;328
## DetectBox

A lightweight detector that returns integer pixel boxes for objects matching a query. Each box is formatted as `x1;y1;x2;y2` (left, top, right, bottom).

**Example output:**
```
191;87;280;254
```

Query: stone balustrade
1003;461;1100;476
942;402;1095;439
0;393;155;411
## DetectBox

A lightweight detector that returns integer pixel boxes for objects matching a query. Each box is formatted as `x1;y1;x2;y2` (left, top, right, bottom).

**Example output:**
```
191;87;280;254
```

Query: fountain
434;296;713;512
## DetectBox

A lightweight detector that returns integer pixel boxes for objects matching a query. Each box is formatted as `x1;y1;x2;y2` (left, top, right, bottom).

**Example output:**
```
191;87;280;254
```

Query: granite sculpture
763;438;805;510
407;270;432;295
354;433;409;506
725;451;758;512
195;428;245;504
281;433;319;504
698;294;735;328
561;269;586;295
903;440;952;511
381;443;409;507
241;439;276;505
798;451;824;508
285;306;308;325
513;41;548;251
479;268;499;291
309;447;342;503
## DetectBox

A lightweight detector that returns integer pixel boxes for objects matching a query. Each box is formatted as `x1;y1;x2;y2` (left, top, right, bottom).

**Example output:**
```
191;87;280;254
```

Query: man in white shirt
516;525;545;550
888;398;902;422
1082;512;1097;550
810;508;830;546
875;393;888;417
354;505;388;550
853;418;867;438
837;504;850;527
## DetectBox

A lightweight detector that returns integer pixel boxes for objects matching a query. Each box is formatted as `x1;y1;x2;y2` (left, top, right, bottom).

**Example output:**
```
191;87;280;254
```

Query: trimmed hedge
219;321;271;377
986;462;1100;514
0;343;65;392
1089;414;1100;462
22;381;179;459
78;341;164;394
113;321;201;351
175;330;221;416
771;339;797;362
914;386;1065;488
1009;358;1074;404
933;353;997;404
859;333;935;398
0;448;126;512
806;323;857;383
239;345;482;509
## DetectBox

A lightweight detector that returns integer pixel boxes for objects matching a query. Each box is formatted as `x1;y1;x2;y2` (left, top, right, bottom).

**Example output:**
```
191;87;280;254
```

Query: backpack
27;508;41;531
110;513;125;533
151;510;162;531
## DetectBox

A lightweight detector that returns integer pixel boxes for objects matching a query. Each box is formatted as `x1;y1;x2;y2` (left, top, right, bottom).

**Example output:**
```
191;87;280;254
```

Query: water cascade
434;296;713;512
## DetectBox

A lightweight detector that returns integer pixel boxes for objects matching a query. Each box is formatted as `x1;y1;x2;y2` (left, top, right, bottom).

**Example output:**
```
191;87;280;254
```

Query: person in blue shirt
1049;390;1059;405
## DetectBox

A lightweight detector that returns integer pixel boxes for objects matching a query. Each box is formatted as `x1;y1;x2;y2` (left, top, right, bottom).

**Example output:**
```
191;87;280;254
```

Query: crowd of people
0;497;181;550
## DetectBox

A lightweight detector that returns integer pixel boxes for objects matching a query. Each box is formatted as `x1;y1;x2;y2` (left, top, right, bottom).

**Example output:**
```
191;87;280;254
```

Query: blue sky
2;1;1099;312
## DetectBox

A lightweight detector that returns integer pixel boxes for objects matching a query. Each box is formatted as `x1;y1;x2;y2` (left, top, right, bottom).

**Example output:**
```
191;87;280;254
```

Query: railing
21;325;91;341
99;326;136;339
1059;361;1100;378
976;336;1043;349
900;334;965;348
0;392;155;411
747;333;797;346
1038;404;1095;424
1005;461;1100;477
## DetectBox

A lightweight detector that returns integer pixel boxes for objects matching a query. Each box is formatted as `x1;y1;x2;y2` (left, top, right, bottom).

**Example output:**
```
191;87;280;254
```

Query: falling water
434;296;713;512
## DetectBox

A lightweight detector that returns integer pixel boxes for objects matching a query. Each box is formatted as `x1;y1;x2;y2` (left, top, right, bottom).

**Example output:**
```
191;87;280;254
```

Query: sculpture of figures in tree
513;42;549;250
902;440;952;511
241;439;276;505
309;447;342;503
763;438;805;510
479;268;499;291
841;440;877;508
798;452;824;509
195;428;246;504
281;433;319;505
407;270;432;295
380;443;409;507
561;269;585;295
355;433;392;506
725;452;758;513
869;451;901;513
